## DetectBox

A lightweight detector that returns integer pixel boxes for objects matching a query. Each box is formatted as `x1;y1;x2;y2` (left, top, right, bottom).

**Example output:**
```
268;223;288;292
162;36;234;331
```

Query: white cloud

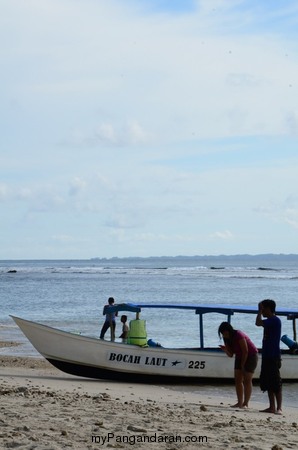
0;184;9;200
285;218;298;229
51;234;77;243
93;120;151;146
3;0;298;144
1;1;298;258
95;123;118;145
209;230;234;240
285;110;298;136
69;177;87;196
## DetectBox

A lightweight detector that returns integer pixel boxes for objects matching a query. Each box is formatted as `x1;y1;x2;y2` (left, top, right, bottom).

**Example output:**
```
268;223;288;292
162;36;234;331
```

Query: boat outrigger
11;303;298;383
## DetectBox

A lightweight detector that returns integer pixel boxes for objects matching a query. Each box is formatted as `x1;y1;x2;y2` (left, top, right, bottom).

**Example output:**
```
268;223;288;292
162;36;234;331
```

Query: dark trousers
100;320;116;339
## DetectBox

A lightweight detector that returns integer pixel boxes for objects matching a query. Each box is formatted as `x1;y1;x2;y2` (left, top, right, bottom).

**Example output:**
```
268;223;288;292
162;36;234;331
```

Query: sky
1;0;298;259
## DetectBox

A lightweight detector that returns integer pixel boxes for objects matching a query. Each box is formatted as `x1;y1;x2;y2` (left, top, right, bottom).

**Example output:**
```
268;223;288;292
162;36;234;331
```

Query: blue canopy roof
105;302;298;349
106;302;298;318
103;303;142;314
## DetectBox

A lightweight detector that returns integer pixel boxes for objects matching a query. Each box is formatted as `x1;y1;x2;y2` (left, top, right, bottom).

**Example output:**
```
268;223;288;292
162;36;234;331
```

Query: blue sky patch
135;0;196;15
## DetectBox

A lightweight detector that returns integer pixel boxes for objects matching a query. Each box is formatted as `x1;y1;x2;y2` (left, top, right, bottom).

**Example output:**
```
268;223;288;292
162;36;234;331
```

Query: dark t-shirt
262;316;281;358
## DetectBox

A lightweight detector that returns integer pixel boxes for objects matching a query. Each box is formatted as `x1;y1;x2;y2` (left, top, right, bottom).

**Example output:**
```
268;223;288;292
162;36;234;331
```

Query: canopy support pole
199;313;204;349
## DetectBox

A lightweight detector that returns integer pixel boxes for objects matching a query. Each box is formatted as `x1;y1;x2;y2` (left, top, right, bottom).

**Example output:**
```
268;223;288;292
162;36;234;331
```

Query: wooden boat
11;303;298;383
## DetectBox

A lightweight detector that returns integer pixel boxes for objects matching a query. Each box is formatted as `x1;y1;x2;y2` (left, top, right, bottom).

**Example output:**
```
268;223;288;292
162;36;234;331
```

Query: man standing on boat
100;297;117;341
256;299;282;414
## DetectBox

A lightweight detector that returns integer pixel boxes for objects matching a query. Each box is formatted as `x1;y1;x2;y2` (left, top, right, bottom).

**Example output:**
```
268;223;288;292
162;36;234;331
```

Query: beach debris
211;421;230;428
16;386;29;394
94;420;104;426
102;392;112;401
200;405;207;412
0;341;21;348
127;425;148;433
91;392;112;402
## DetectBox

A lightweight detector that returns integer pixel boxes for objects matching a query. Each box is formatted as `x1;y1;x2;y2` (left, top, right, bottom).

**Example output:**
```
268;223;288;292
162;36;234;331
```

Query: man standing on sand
255;299;282;414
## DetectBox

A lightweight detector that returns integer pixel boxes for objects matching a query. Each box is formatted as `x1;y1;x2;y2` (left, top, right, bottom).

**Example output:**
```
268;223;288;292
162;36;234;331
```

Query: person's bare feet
230;403;243;408
259;407;275;413
275;409;282;415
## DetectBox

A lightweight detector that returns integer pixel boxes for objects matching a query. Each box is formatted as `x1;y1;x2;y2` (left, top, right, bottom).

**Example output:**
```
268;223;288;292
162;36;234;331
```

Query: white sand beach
1;347;298;450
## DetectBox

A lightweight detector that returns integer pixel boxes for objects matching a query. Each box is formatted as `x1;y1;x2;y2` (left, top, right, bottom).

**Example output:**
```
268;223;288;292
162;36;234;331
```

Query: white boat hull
11;316;298;383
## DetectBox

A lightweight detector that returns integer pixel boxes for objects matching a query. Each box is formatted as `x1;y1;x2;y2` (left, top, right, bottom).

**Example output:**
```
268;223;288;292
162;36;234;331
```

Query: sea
1;254;298;407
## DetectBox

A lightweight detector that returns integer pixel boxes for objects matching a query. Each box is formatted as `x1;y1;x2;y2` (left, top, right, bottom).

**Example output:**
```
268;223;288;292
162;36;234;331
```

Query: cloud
0;184;9;201
105;215;141;230
209;230;234;240
51;234;77;243
94;120;151;146
68;177;87;196
285;110;298;136
3;0;298;146
1;1;298;258
285;217;298;229
65;120;152;148
254;192;298;232
226;73;263;88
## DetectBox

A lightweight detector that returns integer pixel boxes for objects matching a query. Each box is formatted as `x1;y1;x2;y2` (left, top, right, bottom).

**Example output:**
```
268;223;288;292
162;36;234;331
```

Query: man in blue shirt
100;297;117;341
256;299;282;414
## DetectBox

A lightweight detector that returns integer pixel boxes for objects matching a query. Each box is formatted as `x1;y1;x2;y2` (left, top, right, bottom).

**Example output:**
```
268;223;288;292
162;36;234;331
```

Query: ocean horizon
3;252;298;260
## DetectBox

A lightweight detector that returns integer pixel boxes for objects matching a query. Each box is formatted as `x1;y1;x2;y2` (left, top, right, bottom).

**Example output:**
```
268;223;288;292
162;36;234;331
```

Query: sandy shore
1;352;298;449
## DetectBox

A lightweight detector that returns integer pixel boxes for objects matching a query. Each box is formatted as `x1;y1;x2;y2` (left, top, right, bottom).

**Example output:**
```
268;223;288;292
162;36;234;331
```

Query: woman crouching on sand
218;322;258;408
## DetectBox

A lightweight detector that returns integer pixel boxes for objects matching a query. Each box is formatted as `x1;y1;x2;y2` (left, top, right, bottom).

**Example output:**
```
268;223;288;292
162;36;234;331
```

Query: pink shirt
232;330;258;358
